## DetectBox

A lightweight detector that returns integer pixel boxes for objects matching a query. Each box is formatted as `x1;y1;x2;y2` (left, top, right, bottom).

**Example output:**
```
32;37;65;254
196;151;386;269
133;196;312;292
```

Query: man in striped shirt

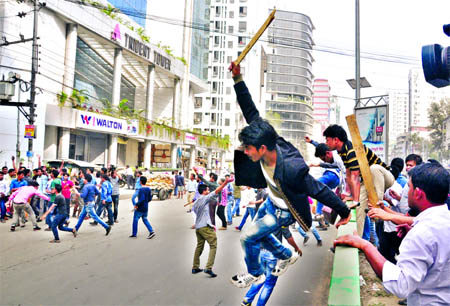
323;125;394;237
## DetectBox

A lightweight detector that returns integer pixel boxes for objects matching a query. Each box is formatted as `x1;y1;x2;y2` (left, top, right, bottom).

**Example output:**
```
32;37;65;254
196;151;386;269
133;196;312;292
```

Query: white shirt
260;162;288;210
241;188;256;208
187;179;198;192
383;181;405;232
0;179;8;196
382;204;450;305
125;168;134;176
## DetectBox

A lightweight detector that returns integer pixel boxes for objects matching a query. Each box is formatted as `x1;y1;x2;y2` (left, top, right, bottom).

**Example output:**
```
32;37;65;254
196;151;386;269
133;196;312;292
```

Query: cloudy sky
271;0;450;118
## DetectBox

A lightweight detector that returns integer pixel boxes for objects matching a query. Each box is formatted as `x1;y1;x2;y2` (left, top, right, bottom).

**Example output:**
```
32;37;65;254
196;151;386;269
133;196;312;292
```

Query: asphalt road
1;192;336;305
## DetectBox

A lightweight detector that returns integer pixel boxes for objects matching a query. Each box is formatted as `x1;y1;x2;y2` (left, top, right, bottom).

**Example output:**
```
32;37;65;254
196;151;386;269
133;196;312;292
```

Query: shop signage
76;110;127;134
124;33;151;60
24;125;35;139
185;133;197;145
127;120;139;136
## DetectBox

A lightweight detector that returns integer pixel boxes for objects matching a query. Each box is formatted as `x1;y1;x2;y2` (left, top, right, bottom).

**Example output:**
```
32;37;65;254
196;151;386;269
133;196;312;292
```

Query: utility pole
28;0;39;167
355;0;361;109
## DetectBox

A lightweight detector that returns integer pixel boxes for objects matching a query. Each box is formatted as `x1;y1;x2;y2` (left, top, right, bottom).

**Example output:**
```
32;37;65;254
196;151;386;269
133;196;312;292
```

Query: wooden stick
233;8;276;66
346;114;379;208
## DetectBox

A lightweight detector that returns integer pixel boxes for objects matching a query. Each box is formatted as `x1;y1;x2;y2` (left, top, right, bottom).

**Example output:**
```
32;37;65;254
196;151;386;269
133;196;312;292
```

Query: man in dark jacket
229;62;351;288
129;176;155;239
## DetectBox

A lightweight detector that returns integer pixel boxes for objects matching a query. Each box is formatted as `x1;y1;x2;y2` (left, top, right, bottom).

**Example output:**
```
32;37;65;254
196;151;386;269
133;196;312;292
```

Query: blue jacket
81;182;100;203
136;187;152;213
101;181;113;202
233;80;350;230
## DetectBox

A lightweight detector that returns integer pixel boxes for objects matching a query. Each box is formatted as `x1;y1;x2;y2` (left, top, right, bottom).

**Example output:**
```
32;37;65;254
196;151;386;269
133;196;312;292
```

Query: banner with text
76;110;128;134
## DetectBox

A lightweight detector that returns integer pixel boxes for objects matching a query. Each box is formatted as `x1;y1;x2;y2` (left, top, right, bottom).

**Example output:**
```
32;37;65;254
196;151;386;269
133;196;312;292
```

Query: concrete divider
328;209;361;306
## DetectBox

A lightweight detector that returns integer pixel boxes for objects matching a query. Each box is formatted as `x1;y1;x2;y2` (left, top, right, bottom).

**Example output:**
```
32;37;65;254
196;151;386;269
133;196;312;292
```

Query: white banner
76;110;128;134
185;133;197;145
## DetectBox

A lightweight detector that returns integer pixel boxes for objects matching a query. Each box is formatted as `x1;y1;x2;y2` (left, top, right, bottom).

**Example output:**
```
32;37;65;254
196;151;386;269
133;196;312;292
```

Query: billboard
355;105;388;162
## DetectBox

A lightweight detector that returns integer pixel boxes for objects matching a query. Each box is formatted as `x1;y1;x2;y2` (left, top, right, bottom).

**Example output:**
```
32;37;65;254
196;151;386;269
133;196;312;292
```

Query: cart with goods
144;173;174;201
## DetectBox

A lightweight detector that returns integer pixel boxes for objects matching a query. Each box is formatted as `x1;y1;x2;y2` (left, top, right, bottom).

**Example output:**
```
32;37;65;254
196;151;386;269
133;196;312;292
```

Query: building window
195;97;202;108
225;103;231;111
213;51;219;62
238;36;246;45
214;36;220;46
229;11;234;18
212;97;218;108
212;82;218;93
194;113;202;124
225;118;230;126
211;113;217;124
213;66;218;77
226;87;231;95
227;56;232;63
228;25;233;33
215;21;220;30
239;21;247;32
239;6;247;17
228;40;233;48
215;6;221;17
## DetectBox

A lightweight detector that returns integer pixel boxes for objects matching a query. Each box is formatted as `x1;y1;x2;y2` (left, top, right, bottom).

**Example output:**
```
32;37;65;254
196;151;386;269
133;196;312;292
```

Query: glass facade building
266;10;314;150
74;38;136;109
108;0;147;28
190;0;211;81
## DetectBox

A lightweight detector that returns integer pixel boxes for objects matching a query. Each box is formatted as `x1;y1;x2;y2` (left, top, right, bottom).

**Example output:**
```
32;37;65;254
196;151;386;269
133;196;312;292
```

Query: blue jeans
0;198;6;220
297;223;321;242
75;201;109;231
96;201;113;225
174;186;178;196
316;171;340;215
238;207;256;230
131;189;140;206
232;198;241;216
51;214;73;240
226;198;234;223
132;210;153;236
244;250;278;306
241;198;294;276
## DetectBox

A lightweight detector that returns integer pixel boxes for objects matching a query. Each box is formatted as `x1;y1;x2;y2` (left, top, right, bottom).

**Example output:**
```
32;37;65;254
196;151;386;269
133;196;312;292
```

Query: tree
428;98;450;160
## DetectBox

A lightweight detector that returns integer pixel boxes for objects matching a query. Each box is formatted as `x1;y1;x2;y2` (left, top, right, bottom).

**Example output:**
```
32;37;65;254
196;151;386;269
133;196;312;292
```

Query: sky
270;0;450;120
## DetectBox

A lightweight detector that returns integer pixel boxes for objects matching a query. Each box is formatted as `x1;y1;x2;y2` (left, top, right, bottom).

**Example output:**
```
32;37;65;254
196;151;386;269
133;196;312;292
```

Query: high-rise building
312;79;331;133
265;10;314;156
108;0;147;28
388;91;408;159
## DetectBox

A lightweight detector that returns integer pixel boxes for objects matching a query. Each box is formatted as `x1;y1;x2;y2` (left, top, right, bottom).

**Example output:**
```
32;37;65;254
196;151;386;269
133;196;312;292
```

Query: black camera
421;24;450;88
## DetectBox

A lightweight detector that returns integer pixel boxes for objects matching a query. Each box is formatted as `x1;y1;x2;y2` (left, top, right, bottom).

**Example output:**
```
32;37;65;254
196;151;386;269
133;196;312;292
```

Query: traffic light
421;24;450;88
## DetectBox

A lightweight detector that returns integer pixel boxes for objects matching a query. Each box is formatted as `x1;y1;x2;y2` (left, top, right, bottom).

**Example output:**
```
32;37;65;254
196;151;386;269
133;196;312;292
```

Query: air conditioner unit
0;82;15;100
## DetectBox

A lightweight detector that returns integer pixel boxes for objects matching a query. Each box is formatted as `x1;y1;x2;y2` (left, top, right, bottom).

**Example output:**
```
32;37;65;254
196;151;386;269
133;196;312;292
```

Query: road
1;191;336;305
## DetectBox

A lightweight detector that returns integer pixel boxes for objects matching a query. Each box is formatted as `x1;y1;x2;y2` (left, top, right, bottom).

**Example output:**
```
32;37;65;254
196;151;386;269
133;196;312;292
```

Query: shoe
44;227;51;231
241;300;251;306
227;221;232;225
36;218;42;222
204;269;217;278
33;226;41;231
10;225;15;231
49;239;61;243
303;235;309;245
272;253;300;276
219;227;227;230
90;221;98;226
236;214;241;217
72;229;77;238
20;224;25;228
318;227;328;231
0;219;5;223
398;299;407;305
317;240;323;246
192;268;203;274
114;220;119;223
105;226;111;236
230;273;265;288
186;210;191;213
147;232;156;239
129;235;137;238
235;226;241;231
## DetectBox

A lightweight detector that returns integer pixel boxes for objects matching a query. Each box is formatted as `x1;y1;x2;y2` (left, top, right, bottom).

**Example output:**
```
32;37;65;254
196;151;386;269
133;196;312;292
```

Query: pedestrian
125;165;134;189
225;174;234;225
0;172;8;222
131;171;142;207
74;174;111;236
40;184;77;243
176;171;185;199
296;197;322;246
186;173;198;212
44;170;62;231
235;187;257;231
192;176;234;278
9;181;48;231
216;178;228;230
61;173;74;221
110;169;120;223
335;163;450;305
93;174;114;226
241;226;302;306
231;181;242;217
229;62;350;288
129;176;155;239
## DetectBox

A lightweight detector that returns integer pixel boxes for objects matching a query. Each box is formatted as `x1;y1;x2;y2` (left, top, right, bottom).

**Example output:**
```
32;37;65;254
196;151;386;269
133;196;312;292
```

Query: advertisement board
355;105;388;162
76;110;128;134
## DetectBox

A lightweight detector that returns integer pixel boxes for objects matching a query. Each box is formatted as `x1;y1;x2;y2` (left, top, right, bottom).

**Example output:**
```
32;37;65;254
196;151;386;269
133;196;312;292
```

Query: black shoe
36;218;42;222
303;235;310;245
105;226;111;236
129;235;137;238
204;269;217;278
318;227;328;231
398;299;407;305
33;226;41;231
147;232;156;239
10;225;15;231
90;221;98;226
317;240;323;246
192;268;203;274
